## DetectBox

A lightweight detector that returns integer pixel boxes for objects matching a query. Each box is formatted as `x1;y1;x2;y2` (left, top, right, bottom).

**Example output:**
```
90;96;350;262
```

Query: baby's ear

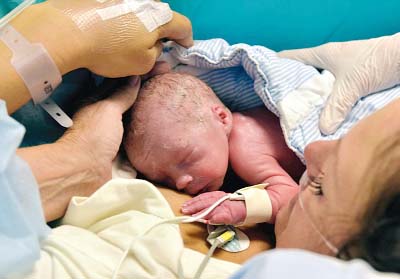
211;105;233;135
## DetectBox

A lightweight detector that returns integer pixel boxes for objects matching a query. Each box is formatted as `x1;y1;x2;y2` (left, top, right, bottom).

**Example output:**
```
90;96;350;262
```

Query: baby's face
130;122;230;195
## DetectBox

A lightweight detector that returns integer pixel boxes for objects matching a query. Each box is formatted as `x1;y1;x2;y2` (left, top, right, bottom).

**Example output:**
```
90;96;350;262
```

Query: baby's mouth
201;178;224;193
186;179;217;195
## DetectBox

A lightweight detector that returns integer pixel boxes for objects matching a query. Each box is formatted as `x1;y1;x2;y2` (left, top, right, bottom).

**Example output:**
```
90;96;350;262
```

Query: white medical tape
235;183;272;225
0;25;72;128
96;0;172;32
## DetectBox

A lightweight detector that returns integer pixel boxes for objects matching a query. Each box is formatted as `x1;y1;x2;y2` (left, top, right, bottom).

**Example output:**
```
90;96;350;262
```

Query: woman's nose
304;140;337;173
175;175;193;190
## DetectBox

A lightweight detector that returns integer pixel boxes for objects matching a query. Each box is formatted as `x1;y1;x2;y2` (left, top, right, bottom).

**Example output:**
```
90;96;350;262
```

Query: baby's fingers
208;210;236;225
181;191;226;215
209;201;246;225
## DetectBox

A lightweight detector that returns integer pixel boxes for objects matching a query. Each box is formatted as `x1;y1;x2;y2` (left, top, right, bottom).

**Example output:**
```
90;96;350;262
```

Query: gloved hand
278;33;400;134
45;0;193;77
181;191;246;225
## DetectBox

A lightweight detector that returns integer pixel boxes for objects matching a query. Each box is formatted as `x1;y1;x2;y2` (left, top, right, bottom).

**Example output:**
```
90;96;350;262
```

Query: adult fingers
157;11;193;48
149;40;164;60
141;61;171;81
107;76;141;113
278;47;326;70
278;43;341;72
319;76;362;135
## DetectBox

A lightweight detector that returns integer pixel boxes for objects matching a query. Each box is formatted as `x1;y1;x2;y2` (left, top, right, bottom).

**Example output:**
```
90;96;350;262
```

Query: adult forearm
0;2;84;113
17;142;99;222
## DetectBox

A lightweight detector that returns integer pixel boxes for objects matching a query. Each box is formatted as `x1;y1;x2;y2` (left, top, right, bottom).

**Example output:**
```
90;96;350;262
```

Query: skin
131;104;231;195
127;76;303;225
158;186;274;264
275;98;400;254
0;1;192;113
14;72;274;266
18;77;141;221
1;1;192;221
181;108;304;225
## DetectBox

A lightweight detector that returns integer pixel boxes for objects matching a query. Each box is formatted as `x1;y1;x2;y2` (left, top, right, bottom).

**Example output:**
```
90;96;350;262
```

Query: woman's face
275;99;400;254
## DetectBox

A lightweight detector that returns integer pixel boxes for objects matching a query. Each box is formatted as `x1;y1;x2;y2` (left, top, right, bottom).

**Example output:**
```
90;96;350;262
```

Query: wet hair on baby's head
124;72;226;155
131;72;224;132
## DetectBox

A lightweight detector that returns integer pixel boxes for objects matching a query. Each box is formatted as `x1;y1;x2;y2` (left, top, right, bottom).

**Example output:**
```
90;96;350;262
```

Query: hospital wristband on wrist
234;183;272;225
0;25;72;127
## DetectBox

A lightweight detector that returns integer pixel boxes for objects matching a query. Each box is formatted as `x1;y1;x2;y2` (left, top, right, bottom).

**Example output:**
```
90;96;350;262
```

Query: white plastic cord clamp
0;25;73;127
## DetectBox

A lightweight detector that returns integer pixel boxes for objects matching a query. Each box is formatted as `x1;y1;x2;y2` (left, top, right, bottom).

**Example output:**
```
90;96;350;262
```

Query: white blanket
23;179;240;279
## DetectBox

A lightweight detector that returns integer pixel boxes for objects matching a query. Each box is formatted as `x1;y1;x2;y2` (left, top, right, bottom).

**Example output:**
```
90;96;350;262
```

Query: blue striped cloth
289;86;400;158
170;39;318;115
169;39;400;160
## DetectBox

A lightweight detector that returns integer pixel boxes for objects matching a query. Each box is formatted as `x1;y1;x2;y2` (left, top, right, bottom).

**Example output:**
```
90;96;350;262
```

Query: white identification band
235;183;272;225
96;0;173;32
0;25;72;127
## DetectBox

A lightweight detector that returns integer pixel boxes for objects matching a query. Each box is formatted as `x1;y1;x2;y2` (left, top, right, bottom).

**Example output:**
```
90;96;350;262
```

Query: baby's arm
181;107;303;225
229;107;304;223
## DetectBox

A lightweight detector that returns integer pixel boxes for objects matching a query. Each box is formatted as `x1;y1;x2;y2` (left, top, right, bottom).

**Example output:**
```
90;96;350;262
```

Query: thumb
278;47;326;70
141;61;171;81
278;42;342;73
208;211;231;225
107;76;141;113
319;75;363;135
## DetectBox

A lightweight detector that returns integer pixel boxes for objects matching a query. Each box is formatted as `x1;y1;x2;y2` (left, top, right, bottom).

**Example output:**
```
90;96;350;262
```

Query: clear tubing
111;194;234;279
0;0;35;30
298;193;339;254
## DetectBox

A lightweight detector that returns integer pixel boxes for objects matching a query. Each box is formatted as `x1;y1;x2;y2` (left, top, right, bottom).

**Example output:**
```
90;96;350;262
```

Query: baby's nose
175;175;193;191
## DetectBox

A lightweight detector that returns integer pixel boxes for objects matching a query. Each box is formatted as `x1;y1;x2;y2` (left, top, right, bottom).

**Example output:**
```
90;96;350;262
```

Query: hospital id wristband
0;24;61;104
0;25;73;127
235;183;272;225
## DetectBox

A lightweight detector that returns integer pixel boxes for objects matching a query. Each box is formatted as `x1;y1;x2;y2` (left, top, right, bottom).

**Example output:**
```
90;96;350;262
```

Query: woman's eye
309;175;324;196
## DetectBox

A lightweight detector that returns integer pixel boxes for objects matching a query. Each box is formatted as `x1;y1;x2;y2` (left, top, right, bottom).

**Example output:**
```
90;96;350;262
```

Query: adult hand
59;76;141;187
141;61;171;81
279;33;400;134
45;0;193;77
18;76;141;221
181;191;246;225
1;1;192;113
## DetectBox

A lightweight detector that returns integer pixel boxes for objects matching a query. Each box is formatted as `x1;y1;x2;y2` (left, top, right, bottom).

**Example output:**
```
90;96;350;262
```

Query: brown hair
338;135;400;272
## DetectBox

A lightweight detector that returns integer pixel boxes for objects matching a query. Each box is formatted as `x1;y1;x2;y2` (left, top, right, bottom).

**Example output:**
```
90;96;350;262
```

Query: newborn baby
124;73;304;225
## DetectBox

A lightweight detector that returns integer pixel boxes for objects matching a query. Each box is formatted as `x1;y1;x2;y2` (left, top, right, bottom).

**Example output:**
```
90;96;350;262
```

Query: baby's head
124;73;233;194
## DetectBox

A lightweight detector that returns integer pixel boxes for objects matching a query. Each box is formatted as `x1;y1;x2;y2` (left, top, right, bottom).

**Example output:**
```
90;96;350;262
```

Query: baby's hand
181;191;246;225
